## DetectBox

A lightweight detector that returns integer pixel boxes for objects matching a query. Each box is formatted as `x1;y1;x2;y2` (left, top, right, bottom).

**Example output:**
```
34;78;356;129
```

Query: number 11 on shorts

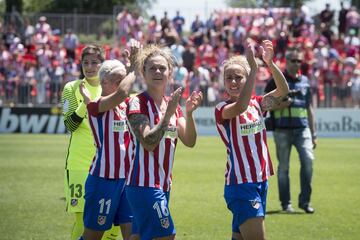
99;198;111;214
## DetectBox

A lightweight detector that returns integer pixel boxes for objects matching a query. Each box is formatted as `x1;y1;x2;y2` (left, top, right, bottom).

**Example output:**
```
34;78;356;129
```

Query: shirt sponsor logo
239;121;264;135
98;215;107;225
113;120;128;132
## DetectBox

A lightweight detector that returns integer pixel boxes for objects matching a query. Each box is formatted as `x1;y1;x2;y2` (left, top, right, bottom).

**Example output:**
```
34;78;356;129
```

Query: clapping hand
165;87;183;119
79;82;91;105
186;91;203;114
259;40;274;66
245;39;258;70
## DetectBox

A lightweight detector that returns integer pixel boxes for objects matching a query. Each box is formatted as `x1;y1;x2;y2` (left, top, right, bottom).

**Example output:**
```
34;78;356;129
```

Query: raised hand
259;40;274;66
186;91;203;114
79;81;91;104
124;39;142;72
129;39;141;57
245;38;258;70
117;71;136;96
164;87;183;119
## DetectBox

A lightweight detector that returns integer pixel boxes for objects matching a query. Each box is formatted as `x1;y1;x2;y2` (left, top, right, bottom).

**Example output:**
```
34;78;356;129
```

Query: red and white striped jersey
215;95;274;185
126;91;183;192
87;97;133;179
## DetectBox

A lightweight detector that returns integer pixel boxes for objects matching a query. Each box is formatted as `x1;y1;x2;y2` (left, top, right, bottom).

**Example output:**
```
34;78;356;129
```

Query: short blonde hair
136;45;175;79
222;55;250;77
98;59;126;83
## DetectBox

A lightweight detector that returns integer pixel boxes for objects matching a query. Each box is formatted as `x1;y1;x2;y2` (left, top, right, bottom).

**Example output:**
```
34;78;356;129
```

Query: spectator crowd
0;2;359;107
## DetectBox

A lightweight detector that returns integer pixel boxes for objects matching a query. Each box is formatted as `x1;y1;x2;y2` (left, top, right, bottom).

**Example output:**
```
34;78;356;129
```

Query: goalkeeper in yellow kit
61;45;120;240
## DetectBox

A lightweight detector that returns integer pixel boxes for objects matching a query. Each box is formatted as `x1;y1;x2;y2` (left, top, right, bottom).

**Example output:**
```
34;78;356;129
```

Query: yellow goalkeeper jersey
61;78;102;170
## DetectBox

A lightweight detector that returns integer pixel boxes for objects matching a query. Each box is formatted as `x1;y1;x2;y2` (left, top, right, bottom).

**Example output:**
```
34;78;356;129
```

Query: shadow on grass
266;210;305;215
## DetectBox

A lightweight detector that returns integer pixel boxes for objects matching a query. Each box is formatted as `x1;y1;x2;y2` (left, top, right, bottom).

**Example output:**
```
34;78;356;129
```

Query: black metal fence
2;12;114;36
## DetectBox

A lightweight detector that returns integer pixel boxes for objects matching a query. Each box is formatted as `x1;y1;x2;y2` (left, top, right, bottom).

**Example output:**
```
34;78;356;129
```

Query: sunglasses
290;59;302;64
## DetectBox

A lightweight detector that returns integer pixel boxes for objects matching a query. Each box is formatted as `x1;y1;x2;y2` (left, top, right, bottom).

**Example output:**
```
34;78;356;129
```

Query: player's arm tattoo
128;114;169;150
261;95;283;111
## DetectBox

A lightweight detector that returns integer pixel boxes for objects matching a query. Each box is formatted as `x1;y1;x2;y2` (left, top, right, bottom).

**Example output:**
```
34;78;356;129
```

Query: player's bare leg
232;231;244;240
119;223;132;240
154;234;175;240
82;228;104;240
238;217;266;240
129;234;140;240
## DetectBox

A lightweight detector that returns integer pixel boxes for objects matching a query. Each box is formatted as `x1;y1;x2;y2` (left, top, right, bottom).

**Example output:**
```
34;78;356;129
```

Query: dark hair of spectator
79;64;85;79
285;48;303;60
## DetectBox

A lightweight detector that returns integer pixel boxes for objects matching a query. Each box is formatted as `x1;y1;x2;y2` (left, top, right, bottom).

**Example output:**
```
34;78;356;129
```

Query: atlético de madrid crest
98;215;107;225
71;199;78;206
160;217;170;229
250;200;260;209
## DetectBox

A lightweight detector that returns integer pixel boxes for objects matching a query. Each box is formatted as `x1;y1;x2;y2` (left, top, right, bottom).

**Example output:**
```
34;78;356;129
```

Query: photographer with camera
264;49;317;214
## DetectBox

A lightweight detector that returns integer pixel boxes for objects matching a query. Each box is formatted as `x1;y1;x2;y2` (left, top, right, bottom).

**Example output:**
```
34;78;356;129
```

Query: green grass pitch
0;134;359;240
